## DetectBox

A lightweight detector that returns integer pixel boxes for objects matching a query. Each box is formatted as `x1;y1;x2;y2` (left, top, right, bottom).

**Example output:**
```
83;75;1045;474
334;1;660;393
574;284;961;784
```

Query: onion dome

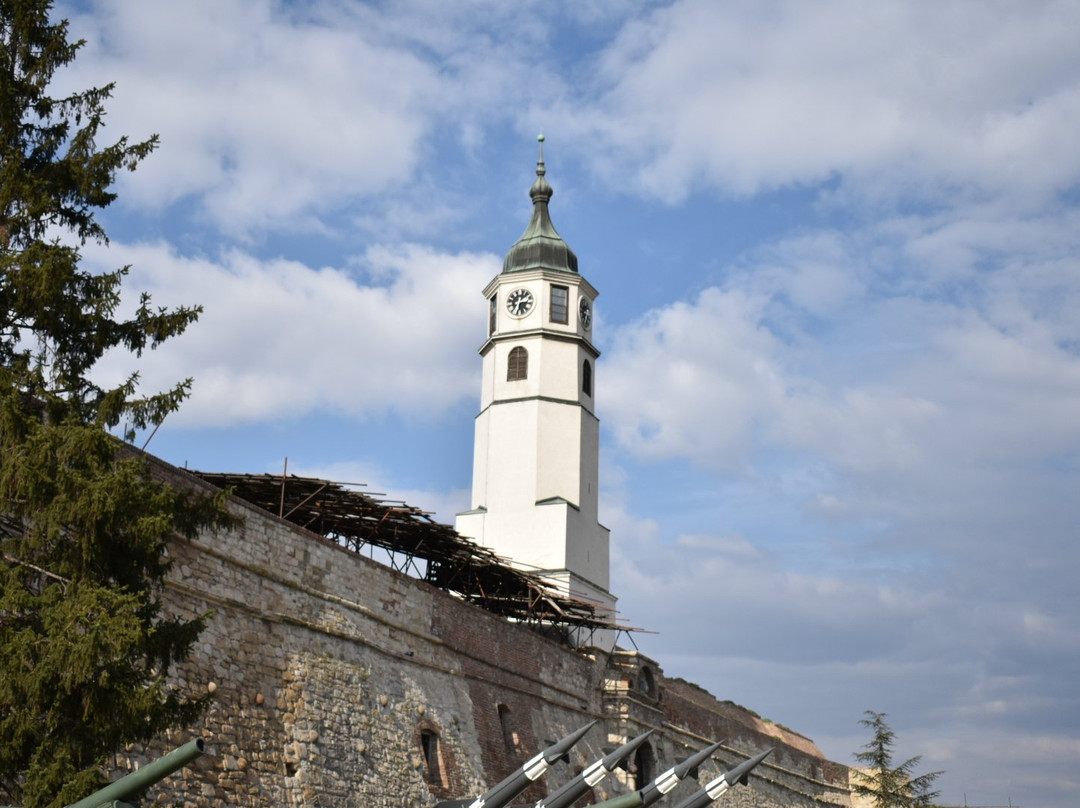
502;134;579;274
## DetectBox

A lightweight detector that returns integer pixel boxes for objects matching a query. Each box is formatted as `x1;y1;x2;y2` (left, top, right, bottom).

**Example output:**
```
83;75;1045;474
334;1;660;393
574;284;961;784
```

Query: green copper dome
502;135;578;274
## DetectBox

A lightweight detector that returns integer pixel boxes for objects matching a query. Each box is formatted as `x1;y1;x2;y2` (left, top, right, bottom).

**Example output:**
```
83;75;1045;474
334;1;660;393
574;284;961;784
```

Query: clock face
579;296;592;329
506;288;534;317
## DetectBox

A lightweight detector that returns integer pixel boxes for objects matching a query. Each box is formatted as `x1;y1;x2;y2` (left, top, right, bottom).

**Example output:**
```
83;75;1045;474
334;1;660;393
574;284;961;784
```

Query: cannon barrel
589;793;644;808
65;738;205;808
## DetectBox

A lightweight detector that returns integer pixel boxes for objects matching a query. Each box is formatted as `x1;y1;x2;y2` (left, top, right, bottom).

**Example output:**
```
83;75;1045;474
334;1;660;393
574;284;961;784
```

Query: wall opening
638;666;656;699
632;743;656;790
498;703;521;756
420;728;444;786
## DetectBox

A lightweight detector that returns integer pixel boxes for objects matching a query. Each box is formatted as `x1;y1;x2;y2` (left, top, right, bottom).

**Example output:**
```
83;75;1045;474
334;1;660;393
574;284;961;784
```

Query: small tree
0;2;231;806
852;710;942;808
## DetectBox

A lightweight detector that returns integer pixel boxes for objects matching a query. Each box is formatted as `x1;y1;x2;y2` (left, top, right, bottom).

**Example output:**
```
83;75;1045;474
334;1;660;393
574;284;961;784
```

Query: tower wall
456;157;610;616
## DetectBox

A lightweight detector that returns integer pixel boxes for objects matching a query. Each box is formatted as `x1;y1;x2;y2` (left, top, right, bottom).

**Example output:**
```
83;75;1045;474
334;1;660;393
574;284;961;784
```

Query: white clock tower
456;137;616;631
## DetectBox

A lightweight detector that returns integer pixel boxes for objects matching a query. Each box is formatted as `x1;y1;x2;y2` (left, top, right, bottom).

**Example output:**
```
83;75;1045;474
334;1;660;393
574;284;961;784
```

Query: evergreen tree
852;711;942;808
0;2;231;806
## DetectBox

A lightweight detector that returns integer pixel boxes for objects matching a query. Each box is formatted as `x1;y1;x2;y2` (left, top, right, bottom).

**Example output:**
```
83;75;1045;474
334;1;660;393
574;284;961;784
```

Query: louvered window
507;346;528;381
550;285;568;323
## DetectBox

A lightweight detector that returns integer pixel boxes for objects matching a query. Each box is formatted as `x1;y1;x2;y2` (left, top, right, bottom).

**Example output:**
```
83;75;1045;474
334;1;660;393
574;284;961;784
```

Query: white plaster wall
460;268;609;612
466;408;490;511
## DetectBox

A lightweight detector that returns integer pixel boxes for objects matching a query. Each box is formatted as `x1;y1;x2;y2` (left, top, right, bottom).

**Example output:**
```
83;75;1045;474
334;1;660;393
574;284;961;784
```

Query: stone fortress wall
123;459;851;808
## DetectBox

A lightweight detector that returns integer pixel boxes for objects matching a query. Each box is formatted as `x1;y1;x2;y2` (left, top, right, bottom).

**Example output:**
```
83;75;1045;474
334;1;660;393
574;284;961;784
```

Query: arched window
582;359;592;397
420;728;443;785
507;346;528;381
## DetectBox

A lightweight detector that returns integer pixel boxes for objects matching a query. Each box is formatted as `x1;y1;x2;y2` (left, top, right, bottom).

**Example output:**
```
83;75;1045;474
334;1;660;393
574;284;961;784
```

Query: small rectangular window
550;285;568;324
489;295;497;335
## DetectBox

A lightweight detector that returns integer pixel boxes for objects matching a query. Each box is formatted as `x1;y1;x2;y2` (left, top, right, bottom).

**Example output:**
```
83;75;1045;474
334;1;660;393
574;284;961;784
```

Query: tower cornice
482;268;598;301
478;328;600;359
476;394;600;420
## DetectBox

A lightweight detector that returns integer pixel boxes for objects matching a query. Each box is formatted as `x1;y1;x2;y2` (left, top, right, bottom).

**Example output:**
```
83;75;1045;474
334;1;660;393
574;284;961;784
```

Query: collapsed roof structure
192;471;630;646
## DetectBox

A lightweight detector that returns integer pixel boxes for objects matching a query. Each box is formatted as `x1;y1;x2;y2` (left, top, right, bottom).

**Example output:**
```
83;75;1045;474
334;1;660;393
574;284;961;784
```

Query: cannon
64;738;205;808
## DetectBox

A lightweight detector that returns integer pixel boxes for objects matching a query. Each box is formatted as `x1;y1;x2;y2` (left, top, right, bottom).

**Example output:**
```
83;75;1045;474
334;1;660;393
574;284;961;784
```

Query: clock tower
455;137;616;634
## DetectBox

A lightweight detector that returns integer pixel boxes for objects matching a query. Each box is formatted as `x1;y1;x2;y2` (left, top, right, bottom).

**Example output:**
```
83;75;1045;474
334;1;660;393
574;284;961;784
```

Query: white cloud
55;0;1080;237
604;203;1080;482
575;0;1080;206
63;0;442;233
604;287;788;470
59;0;586;238
87;240;497;426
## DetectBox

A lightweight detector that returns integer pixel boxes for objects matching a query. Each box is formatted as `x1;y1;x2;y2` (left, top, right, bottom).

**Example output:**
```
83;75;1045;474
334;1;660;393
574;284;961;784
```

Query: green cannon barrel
64;738;205;808
590;793;645;808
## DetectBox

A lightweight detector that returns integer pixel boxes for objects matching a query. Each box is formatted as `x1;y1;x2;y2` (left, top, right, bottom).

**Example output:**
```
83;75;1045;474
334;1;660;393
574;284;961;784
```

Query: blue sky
58;1;1080;806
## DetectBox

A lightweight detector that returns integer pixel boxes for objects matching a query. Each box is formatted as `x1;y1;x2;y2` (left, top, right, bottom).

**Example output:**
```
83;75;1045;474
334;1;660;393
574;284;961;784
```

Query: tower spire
531;133;552;203
502;134;577;274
